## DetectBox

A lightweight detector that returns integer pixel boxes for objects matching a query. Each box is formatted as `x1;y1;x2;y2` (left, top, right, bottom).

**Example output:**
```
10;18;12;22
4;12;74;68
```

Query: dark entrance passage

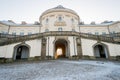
14;46;29;60
94;45;108;58
55;39;68;59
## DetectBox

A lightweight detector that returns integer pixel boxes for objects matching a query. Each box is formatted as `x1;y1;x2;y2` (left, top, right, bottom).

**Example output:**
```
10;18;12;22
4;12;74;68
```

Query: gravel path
0;60;120;80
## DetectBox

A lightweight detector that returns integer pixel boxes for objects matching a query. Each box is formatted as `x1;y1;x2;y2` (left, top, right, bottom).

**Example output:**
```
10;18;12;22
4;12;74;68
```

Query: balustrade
0;31;120;46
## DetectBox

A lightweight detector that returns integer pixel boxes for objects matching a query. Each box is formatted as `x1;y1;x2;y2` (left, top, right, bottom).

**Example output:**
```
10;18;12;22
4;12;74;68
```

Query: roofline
0;21;9;26
40;10;80;22
109;21;120;26
41;10;79;17
79;21;120;27
80;25;107;27
0;21;41;27
10;24;40;27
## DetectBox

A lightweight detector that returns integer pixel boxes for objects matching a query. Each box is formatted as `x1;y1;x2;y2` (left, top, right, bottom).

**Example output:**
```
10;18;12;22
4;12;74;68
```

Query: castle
0;5;120;62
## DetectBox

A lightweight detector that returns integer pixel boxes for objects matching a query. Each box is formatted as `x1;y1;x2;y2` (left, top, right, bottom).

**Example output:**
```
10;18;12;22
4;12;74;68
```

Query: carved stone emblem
54;21;66;26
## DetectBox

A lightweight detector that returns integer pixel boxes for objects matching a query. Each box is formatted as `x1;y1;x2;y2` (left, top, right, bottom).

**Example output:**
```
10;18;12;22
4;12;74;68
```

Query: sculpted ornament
54;21;66;26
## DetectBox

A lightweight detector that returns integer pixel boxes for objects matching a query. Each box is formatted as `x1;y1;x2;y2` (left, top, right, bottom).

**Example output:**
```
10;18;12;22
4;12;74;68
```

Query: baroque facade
0;5;120;62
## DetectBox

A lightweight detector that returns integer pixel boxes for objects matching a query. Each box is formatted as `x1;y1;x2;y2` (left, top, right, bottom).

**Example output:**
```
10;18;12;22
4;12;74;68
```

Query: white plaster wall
80;26;109;34
3;43;21;58
68;36;77;56
109;23;120;33
0;24;9;33
46;36;55;57
0;46;7;57
81;38;97;56
26;39;41;57
9;26;40;35
103;42;120;56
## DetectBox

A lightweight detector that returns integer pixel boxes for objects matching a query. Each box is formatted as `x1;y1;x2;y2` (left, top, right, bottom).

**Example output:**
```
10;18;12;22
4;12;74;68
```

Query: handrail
0;31;120;46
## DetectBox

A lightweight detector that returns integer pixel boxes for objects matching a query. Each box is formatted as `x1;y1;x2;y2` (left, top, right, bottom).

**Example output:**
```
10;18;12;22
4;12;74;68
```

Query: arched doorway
93;44;108;58
13;44;30;60
54;39;69;59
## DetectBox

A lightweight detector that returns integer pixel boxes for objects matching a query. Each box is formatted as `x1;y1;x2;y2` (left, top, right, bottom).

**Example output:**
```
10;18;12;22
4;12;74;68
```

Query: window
111;31;116;37
110;32;112;34
46;18;49;23
12;32;16;35
28;32;32;35
88;32;92;34
95;32;99;35
20;32;24;36
3;32;8;34
1;31;4;34
113;31;115;34
71;18;74;23
1;31;7;34
45;29;49;32
58;28;62;31
58;16;62;22
102;32;106;35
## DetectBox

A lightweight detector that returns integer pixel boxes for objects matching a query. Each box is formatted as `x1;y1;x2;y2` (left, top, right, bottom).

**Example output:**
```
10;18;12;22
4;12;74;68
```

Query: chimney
21;21;27;25
34;21;40;25
79;22;84;25
8;20;15;23
91;21;96;25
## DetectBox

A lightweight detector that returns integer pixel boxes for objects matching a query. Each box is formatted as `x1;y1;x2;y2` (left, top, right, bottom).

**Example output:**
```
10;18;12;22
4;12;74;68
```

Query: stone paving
0;60;120;80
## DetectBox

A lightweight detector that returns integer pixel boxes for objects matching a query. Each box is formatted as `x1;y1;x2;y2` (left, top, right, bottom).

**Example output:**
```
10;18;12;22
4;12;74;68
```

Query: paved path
0;60;120;80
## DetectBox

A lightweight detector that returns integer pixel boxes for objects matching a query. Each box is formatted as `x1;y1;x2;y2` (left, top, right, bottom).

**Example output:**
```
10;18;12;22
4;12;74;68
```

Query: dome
41;5;78;16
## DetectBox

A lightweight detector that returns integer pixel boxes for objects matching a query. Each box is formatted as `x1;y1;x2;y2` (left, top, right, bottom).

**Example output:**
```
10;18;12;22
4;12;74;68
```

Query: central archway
54;39;69;59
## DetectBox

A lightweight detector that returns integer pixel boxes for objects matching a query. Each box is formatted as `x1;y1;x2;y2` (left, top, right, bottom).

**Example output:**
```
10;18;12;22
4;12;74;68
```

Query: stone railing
0;31;120;46
0;33;20;38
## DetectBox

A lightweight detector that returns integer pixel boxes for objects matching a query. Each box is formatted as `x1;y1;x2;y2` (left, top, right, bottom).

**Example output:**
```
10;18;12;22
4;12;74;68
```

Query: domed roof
41;5;78;16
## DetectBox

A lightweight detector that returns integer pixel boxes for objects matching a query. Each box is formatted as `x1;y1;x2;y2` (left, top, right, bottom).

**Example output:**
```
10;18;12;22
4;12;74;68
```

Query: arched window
46;18;49;23
71;18;74;23
12;32;16;35
102;32;106;35
45;29;49;32
58;16;62;22
20;32;24;36
28;32;32;35
58;28;62;31
95;32;99;35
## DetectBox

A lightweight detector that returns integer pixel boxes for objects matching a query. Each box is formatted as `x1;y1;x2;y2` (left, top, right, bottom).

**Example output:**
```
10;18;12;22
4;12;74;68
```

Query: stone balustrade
0;31;120;46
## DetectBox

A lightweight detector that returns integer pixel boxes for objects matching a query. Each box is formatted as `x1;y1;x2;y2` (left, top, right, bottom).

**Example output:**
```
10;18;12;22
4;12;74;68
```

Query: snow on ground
0;60;120;80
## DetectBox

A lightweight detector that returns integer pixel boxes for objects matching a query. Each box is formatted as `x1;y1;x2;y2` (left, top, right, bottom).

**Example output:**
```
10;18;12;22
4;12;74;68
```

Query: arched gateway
13;44;30;60
54;39;70;59
93;43;109;59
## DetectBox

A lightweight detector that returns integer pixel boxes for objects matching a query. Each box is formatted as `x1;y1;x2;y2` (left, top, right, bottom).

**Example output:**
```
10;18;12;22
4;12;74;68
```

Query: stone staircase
0;31;120;46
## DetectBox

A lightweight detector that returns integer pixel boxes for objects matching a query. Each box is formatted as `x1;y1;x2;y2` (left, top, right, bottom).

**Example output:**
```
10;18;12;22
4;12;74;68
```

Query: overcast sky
0;0;120;24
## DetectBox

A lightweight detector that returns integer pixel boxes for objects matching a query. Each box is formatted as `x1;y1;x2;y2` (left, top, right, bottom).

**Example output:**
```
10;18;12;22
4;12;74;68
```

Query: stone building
0;5;120;62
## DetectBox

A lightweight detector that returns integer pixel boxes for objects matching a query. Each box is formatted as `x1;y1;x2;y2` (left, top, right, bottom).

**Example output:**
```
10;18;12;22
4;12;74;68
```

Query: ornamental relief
54;21;66;26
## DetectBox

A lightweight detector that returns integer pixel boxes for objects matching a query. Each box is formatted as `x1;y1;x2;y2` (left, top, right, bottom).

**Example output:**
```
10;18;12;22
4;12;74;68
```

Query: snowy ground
0;60;120;80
